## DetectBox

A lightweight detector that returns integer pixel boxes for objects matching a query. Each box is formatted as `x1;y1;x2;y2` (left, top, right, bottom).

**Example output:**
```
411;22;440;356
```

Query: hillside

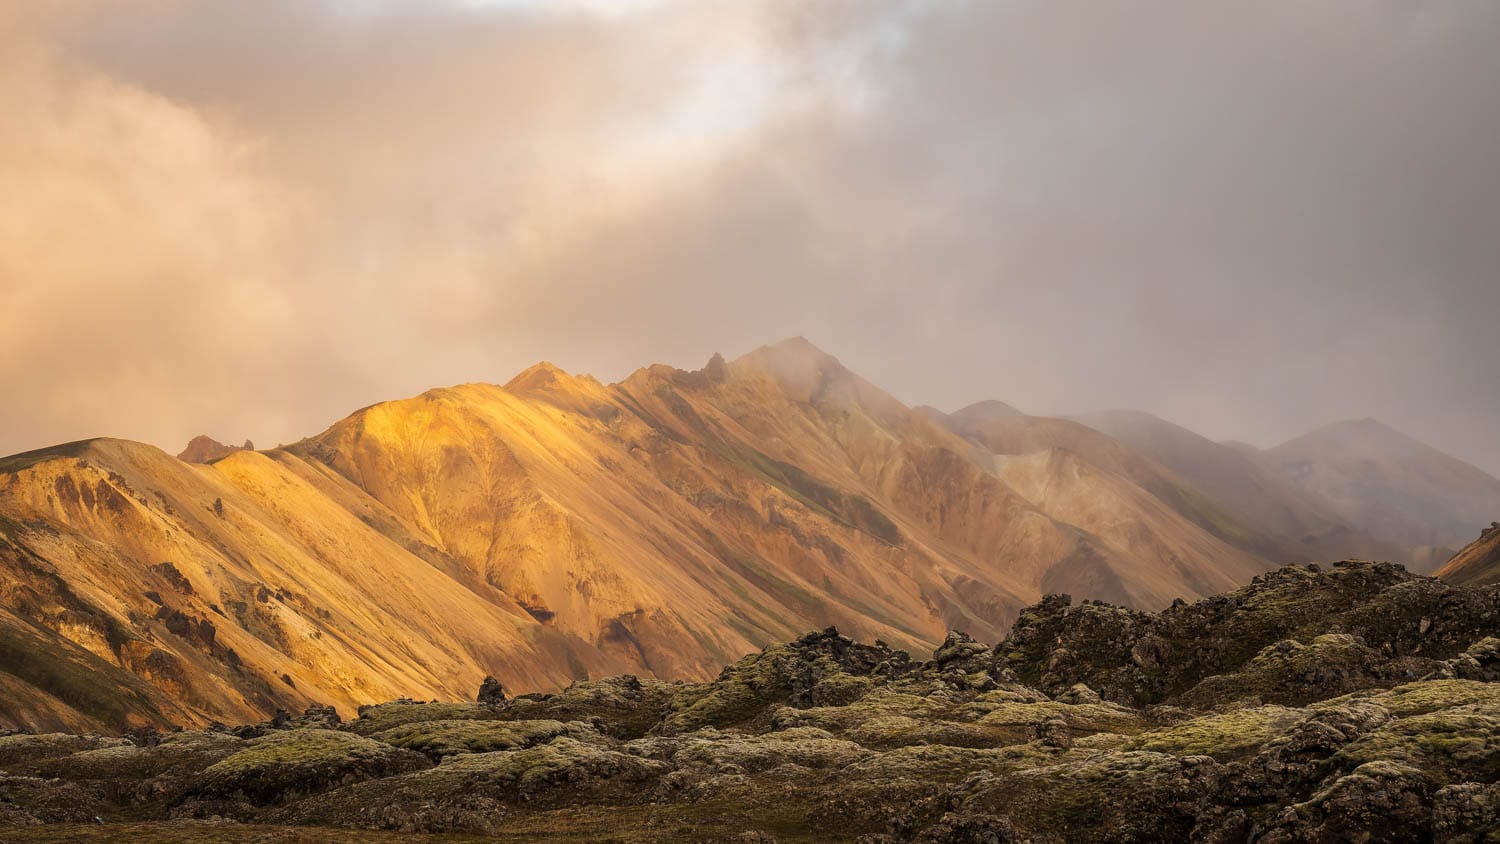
1074;410;1434;568
1265;418;1500;552
0;339;1487;731
1437;522;1500;586
1;561;1496;841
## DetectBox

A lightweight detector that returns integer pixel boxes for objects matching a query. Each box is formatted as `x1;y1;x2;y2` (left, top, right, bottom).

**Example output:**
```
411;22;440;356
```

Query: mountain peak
1272;417;1429;461
177;435;252;464
731;337;853;402
504;361;571;393
949;400;1024;424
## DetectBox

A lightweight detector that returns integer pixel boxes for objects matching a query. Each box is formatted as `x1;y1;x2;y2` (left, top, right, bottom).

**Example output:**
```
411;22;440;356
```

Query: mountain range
2;337;1496;732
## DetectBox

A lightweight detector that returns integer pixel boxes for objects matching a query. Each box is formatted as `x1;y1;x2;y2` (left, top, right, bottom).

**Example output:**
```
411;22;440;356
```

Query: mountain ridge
1;338;1491;731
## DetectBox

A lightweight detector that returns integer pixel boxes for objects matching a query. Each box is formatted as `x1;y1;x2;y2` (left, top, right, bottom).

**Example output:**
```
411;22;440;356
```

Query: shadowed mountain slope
1073;409;1432;568
1265;418;1500;552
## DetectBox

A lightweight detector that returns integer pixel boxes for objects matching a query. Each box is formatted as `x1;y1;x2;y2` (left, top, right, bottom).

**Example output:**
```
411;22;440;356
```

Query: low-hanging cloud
2;0;1497;475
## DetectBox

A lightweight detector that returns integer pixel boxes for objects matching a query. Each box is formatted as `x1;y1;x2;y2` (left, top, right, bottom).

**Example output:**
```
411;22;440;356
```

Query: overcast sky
2;1;1497;474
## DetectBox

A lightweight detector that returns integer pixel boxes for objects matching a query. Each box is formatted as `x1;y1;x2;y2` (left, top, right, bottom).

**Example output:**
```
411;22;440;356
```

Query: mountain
1437;522;1500;586
176;435;253;464
1264;417;1500;553
925;408;1273;597
1072;410;1429;568
0;339;1482;732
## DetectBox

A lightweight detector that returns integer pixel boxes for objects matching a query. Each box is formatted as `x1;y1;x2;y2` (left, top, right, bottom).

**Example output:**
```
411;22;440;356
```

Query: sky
1;0;1498;474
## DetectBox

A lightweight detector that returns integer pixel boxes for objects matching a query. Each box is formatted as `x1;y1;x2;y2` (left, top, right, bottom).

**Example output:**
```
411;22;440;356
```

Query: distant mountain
1072;410;1426;568
176;435;253;464
1264;418;1500;552
1073;410;1339;541
0;339;1486;731
1437;522;1500;586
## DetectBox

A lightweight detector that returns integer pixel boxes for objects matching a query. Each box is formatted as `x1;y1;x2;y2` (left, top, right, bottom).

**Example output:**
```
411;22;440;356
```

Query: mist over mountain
1;339;1488;734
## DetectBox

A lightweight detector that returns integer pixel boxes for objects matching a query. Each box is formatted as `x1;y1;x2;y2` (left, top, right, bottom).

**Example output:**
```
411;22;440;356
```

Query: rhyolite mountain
176;436;254;465
1438;522;1500;587
0;339;1489;732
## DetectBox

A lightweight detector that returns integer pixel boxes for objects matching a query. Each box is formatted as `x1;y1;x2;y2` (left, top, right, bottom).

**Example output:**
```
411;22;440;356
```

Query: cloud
0;11;316;452
2;0;1498;475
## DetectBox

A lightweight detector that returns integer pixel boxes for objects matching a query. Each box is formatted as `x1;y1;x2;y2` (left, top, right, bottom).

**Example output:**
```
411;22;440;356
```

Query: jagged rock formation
1;561;1496;841
175;436;253;464
1438;522;1500;587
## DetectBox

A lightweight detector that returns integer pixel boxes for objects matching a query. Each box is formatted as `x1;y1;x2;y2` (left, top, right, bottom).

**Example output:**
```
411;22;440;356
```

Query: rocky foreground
2;560;1498;842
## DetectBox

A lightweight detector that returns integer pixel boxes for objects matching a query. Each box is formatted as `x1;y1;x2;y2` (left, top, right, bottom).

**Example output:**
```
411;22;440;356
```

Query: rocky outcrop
476;676;506;706
0;561;1496;841
175;435;252;464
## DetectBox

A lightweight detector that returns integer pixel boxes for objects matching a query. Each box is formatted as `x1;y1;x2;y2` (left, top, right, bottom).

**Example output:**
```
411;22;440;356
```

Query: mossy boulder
1318;679;1500;718
1433;781;1500;842
1125;705;1303;760
667;727;869;773
17;731;241;781
1335;707;1500;782
956;750;1223;842
1257;761;1435;843
0;775;104;825
281;736;669;833
657;629;903;735
0;734;127;768
344;702;502;737
191;728;428;805
972;700;1145;743
372;718;584;759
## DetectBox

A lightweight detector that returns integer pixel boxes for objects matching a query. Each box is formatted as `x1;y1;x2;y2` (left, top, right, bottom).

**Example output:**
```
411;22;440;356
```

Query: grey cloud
3;0;1497;475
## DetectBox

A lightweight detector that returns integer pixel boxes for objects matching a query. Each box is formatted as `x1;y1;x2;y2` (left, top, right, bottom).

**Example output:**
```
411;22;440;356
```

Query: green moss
958;751;1220;840
658;645;825;734
847;715;1013;750
844;743;1050;783
287;735;669;826
206;731;379;775
21;730;241;780
1319;680;1500;718
1180;634;1382;708
973;701;1145;738
345;702;501;736
669;728;869;773
1336;708;1500;782
0;733;128;767
1125;706;1303;760
772;688;941;734
196;729;428;804
374;719;575;758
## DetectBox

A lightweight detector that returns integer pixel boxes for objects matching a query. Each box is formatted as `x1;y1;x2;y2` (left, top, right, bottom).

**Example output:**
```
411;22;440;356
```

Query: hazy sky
2;1;1498;474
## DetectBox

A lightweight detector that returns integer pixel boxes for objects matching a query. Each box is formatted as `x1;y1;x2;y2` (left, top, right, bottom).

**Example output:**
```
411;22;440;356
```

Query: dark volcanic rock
0;561;1495;841
477;676;506;706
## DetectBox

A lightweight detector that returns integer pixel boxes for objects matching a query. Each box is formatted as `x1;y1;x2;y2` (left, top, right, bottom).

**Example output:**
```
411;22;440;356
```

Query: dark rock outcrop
0;561;1496;842
477;676;506;706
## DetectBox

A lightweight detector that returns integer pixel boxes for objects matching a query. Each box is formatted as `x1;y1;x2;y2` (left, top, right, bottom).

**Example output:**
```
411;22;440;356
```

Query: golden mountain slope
1436;522;1500;586
0;338;1362;731
0;439;602;731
